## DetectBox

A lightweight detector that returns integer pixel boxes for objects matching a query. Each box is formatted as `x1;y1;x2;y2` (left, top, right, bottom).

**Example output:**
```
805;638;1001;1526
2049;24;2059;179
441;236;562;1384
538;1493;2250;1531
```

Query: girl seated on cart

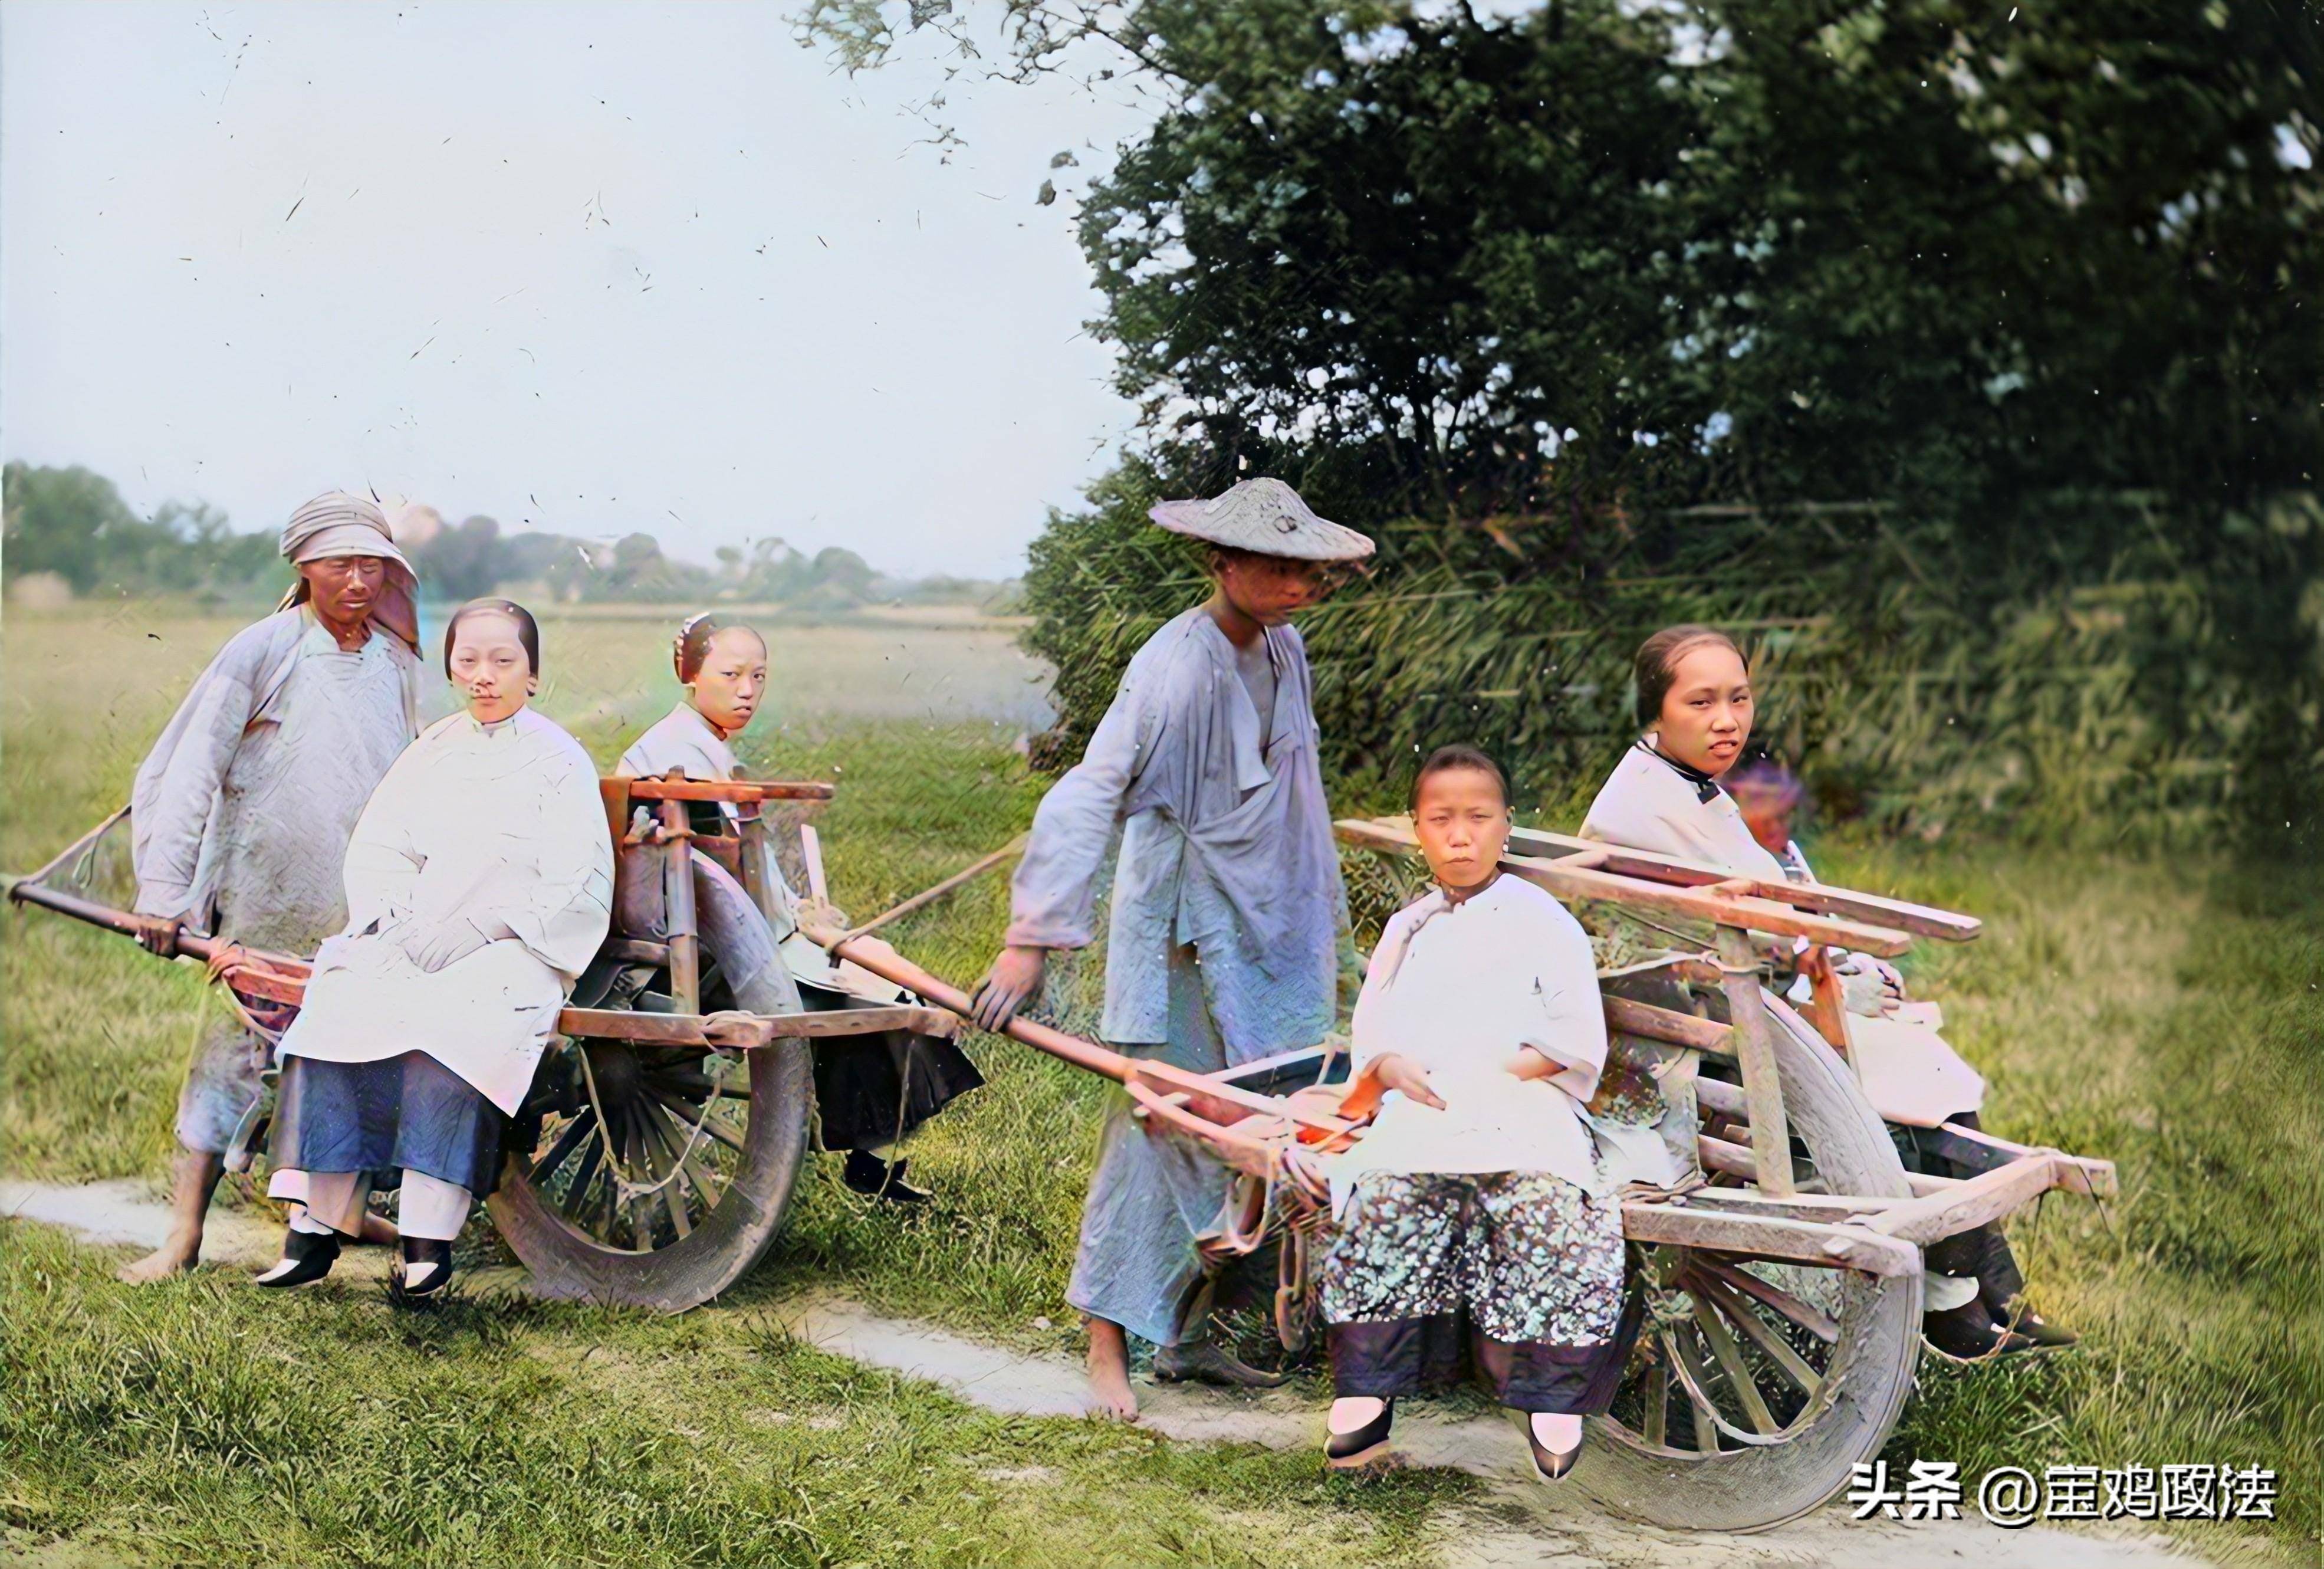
1321;746;1631;1480
619;612;982;1203
1578;623;2072;1358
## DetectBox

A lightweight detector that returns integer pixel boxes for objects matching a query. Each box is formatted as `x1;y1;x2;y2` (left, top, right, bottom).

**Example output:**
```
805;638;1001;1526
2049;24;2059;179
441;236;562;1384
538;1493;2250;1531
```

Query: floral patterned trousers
1320;1170;1632;1413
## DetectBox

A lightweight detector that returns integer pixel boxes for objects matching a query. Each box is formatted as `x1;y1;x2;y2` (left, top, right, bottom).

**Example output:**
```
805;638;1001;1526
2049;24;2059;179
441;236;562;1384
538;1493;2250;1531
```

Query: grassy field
2;603;2316;1567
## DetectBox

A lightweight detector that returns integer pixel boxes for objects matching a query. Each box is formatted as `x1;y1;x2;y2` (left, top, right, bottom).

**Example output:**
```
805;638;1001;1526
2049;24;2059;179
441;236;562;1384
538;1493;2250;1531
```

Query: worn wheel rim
489;955;813;1312
1574;994;1924;1532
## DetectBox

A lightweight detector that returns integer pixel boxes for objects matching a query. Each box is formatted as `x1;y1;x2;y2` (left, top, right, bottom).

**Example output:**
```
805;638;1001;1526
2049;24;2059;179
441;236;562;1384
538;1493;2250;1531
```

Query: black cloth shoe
1324;1400;1394;1469
1526;1413;1585;1482
254;1227;340;1289
1924;1301;2039;1360
843;1150;932;1204
1153;1339;1290;1389
393;1238;455;1303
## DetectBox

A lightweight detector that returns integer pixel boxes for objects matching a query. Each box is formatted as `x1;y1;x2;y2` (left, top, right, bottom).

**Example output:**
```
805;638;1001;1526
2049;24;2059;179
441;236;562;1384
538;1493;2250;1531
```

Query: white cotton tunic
619;701;803;941
1579;740;1984;1126
1329;874;1609;1215
1004;606;1343;1061
275;707;614;1115
1579;742;1789;884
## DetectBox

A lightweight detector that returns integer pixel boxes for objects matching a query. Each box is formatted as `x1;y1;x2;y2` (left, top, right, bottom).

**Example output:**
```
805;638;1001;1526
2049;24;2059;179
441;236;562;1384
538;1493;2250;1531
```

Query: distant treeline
1;462;1016;613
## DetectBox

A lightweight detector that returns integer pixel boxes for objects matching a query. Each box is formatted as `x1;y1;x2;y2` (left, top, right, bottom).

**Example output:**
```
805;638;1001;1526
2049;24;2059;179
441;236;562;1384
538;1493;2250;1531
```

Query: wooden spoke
1691;1271;1823;1396
649;1085;748;1155
637;1108;693;1240
1662;1330;1723;1454
617;1108;658;1249
1690;1296;1780;1436
655;1097;728;1209
1691;1257;1843;1342
560;1133;604;1223
1642;1362;1668;1448
528;1111;598;1186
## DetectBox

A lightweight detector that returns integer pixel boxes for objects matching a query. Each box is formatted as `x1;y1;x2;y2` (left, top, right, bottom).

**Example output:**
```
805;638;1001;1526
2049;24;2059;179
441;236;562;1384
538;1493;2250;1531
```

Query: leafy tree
811;0;2319;841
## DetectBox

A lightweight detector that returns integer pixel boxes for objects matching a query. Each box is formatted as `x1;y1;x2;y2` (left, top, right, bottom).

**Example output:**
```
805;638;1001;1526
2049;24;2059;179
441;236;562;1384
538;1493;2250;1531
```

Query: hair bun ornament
674;611;721;683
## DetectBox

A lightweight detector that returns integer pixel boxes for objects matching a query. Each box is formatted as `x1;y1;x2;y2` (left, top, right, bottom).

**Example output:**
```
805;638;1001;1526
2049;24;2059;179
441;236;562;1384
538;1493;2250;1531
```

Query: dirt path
2;1179;2218;1569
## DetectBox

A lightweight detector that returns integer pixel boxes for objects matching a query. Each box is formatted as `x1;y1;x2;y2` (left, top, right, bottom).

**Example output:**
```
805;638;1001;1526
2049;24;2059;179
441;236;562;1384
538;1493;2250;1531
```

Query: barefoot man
971;478;1371;1417
118;493;423;1281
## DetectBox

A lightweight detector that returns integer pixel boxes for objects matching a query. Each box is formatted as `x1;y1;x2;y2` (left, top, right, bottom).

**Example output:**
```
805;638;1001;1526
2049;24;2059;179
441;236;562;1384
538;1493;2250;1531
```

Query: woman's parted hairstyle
672;612;767;684
442;598;541;679
1409;743;1510;813
1631;623;1744;729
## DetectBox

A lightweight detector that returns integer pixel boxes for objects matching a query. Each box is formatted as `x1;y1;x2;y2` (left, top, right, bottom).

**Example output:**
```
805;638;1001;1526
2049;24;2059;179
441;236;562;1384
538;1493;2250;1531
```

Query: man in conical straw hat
118;492;426;1281
973;477;1373;1417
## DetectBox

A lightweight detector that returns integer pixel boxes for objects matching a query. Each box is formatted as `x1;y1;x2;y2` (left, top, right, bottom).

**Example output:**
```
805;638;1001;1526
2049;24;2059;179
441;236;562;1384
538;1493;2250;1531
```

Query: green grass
4;603;2318;1565
0;1224;1461;1568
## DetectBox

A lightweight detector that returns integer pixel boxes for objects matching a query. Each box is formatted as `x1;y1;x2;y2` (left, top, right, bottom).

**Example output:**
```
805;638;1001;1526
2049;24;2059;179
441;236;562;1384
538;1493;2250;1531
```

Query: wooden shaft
558;1004;958;1046
8;880;312;1001
18;805;129;888
1500;823;1982;943
1799;947;1856;1058
1716;924;1794;1196
800;918;1132;1081
658;796;701;1013
1619;1200;1920;1276
796;920;1356;1141
1604;994;1733;1056
1335;817;1916;955
1697;1131;1760;1181
734;815;773;927
1864;1151;2074;1244
621;777;836;803
837;834;1027;945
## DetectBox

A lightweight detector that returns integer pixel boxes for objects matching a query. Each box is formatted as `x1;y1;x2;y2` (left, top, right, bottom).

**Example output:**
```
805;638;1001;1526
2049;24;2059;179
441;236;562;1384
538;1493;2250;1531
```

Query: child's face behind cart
690;626;770;736
1414;766;1510;894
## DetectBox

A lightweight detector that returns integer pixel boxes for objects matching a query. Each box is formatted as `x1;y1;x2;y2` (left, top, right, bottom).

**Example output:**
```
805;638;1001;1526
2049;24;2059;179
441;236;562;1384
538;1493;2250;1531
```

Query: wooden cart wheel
489;934;814;1313
1573;993;1924;1532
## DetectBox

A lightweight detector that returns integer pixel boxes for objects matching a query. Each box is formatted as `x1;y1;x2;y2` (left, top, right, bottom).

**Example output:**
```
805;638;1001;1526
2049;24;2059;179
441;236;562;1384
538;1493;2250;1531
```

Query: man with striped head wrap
119;491;426;1282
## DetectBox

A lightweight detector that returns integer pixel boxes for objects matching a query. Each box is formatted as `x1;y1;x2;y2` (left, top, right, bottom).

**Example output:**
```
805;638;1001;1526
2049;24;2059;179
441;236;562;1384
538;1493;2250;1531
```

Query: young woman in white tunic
1577;624;2072;1357
257;601;613;1298
617;614;982;1203
1320;747;1630;1481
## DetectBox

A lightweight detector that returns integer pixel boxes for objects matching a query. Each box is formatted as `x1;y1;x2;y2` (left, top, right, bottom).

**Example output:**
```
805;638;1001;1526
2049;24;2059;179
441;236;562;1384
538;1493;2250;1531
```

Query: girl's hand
1373;1053;1446;1110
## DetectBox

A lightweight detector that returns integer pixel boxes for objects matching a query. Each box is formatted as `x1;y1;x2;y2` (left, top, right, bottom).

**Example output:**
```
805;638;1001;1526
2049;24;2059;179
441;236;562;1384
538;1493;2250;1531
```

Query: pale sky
2;2;1157;578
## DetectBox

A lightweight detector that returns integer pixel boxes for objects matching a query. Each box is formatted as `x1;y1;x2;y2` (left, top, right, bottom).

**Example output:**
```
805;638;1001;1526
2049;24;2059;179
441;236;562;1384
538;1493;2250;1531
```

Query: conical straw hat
1148;478;1375;563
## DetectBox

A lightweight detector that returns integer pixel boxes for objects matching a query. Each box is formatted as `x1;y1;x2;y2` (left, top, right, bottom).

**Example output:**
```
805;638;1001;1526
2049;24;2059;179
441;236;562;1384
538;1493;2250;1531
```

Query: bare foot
357;1212;398;1246
117;1230;202;1283
121;1148;225;1283
1085;1319;1139;1422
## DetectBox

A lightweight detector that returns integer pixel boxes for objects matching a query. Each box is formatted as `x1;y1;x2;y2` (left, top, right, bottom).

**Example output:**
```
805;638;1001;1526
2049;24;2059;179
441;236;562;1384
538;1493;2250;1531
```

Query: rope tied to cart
571;1034;741;1204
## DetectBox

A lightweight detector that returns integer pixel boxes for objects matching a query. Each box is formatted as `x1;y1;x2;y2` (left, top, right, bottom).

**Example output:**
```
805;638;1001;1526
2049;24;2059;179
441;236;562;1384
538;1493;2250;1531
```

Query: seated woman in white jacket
257;600;613;1299
1578;624;2072;1357
1320;747;1631;1481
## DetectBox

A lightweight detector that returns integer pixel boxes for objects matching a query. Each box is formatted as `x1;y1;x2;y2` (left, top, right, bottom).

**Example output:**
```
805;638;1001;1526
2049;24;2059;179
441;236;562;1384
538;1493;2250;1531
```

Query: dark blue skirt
800;979;984;1151
271;1051;506;1197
